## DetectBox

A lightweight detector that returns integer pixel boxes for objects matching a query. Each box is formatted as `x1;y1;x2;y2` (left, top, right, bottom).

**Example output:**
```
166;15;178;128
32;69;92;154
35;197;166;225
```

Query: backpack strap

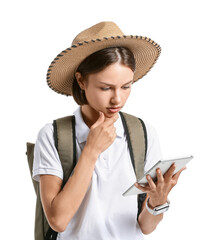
119;112;148;219
26;142;51;240
26;142;38;194
119;112;147;179
45;115;77;240
53;115;77;185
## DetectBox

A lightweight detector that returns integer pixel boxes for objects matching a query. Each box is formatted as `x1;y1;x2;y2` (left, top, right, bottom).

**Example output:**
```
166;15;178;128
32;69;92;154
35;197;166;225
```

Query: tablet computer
122;155;193;196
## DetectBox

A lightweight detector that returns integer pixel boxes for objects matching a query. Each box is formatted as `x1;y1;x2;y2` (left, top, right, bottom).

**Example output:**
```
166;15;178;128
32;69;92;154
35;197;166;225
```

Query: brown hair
72;46;135;105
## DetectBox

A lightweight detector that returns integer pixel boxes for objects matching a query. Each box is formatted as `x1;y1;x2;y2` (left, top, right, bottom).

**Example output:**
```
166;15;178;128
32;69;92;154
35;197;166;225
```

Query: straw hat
47;21;161;96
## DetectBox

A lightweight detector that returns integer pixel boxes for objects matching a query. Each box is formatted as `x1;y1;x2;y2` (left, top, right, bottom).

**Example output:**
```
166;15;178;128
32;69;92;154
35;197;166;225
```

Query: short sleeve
32;123;63;182
144;122;162;173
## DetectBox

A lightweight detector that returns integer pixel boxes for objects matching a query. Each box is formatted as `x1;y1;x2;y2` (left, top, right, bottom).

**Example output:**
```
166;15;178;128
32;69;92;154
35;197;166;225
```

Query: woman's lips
107;107;122;113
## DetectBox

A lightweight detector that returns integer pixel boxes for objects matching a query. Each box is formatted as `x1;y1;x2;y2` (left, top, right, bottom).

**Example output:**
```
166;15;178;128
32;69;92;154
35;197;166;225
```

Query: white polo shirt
33;107;162;240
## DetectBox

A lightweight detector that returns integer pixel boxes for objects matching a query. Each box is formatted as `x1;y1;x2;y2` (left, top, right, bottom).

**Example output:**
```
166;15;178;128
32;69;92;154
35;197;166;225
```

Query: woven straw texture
47;22;161;96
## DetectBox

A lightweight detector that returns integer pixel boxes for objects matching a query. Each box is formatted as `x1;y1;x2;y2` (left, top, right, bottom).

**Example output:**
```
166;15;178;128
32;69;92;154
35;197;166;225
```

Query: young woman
33;22;186;239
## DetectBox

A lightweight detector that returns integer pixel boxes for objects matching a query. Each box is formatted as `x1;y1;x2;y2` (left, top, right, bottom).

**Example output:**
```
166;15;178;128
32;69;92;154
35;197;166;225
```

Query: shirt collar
73;107;124;144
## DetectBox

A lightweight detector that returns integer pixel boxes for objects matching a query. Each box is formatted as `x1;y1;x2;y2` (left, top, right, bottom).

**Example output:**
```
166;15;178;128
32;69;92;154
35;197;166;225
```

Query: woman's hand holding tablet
123;155;193;197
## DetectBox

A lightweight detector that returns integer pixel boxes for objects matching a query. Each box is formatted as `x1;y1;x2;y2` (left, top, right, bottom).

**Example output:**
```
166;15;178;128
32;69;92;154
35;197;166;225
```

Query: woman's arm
137;195;164;235
137;164;186;234
40;145;98;232
40;113;118;232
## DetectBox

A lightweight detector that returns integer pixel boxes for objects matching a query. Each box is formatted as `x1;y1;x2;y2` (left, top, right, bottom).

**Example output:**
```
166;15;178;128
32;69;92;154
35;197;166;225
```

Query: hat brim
47;35;161;96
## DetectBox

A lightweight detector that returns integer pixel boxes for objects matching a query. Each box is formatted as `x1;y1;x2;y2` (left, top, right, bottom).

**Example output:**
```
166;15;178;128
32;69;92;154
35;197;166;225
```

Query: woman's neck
80;105;99;128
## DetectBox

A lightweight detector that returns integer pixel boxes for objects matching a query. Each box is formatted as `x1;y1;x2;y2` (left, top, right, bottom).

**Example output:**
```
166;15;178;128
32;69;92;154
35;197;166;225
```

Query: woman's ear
75;72;85;90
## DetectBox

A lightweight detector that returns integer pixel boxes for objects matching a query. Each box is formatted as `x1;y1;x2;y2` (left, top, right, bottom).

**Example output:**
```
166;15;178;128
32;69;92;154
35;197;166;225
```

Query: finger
134;183;150;193
102;123;117;138
146;175;156;189
164;163;176;180
103;115;118;128
156;168;164;184
91;112;105;129
172;166;187;181
103;114;119;127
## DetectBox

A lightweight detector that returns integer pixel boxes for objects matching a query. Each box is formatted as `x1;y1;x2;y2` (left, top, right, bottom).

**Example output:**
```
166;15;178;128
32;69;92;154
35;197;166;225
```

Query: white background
1;0;216;238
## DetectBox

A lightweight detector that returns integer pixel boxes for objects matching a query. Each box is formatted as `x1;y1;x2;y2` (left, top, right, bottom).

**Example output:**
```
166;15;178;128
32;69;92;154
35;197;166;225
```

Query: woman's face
77;62;134;118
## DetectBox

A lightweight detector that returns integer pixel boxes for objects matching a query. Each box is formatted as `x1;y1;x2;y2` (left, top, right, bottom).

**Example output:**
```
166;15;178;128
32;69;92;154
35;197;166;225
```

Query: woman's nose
110;90;121;105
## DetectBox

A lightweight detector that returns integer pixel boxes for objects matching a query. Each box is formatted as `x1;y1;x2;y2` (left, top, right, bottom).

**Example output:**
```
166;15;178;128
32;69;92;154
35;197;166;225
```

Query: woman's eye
122;85;131;89
101;87;111;91
100;85;131;91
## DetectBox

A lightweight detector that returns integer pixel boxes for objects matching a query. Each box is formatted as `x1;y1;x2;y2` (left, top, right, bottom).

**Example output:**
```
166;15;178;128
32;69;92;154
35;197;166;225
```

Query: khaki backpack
26;112;148;240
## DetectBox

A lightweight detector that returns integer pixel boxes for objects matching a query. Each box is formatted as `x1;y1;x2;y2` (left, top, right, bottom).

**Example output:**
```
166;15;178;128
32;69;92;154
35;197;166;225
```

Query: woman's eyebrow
99;80;133;87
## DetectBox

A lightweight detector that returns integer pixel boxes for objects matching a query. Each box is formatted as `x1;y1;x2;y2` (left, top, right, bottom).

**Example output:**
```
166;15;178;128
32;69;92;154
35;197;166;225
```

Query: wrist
83;144;99;161
148;198;168;209
146;198;170;216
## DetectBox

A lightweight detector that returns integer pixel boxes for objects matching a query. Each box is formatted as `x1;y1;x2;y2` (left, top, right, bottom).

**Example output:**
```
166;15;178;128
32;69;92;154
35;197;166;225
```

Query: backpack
26;112;148;240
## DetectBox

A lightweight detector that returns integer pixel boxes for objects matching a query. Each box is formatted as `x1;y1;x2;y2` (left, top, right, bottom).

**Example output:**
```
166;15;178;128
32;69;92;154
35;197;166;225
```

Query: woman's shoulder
36;123;54;142
143;121;159;137
139;119;161;151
